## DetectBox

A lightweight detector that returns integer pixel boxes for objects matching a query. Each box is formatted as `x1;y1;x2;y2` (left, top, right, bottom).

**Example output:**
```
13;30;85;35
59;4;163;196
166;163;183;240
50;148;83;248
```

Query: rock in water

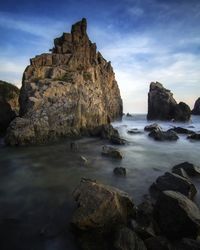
5;18;122;145
71;178;134;231
147;82;191;121
0;80;19;136
192;97;200;115
154;191;200;239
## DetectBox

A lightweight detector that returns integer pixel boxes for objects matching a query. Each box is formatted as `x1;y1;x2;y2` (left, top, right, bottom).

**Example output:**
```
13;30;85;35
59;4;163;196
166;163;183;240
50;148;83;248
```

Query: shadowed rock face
147;82;191;121
192;98;200;115
5;18;123;145
0;80;19;136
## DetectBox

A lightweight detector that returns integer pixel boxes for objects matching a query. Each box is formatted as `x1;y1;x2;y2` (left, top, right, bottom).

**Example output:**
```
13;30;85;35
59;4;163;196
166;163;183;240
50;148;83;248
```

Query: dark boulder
171;167;189;179
149;172;197;200
71;178;134;231
175;238;200;250
144;123;161;132
113;167;126;176
172;162;200;177
154;190;200;239
147;82;191;121
168;127;194;135
114;227;147;250
102;145;123;159
192;98;200;115
127;129;142;135
110;135;126;145
149;130;179;141
188;133;200;140
145;236;174;250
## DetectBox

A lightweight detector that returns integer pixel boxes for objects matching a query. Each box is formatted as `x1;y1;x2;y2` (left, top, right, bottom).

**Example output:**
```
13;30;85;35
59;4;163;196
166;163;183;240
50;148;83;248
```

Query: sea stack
5;18;123;145
0;80;19;136
192;98;200;115
147;82;190;121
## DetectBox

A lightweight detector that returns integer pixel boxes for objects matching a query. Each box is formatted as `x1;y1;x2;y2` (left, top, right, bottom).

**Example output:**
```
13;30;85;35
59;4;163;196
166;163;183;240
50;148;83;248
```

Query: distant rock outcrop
192;98;200;115
147;82;191;121
5;18;122;145
0;80;19;136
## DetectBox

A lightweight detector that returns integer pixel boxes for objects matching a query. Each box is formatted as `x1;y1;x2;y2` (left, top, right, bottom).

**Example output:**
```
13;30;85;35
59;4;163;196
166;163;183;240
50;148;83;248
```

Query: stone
144;123;161;132
102;145;123;159
175;238;200;250
127;129;142;134
79;155;88;166
110;135;126;145
147;82;191;121
0;80;19;136
5;18;122;145
172;162;200;177
71;178;134;231
172;168;189;179
154;190;200;239
192;98;200;115
188;133;200;140
126;113;133;117
113;167;126;176
114;227;147;250
145;236;174;250
168;126;195;135
149;172;197;200
149;129;179;141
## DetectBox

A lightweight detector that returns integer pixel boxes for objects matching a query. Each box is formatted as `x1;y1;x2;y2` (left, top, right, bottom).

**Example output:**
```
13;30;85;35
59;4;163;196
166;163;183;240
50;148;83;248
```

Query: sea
0;114;200;250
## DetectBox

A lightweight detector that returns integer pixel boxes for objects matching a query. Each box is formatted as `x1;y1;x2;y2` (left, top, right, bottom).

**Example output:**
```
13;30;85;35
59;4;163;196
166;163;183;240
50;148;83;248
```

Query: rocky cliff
147;82;191;121
192;98;200;115
5;18;122;145
0;80;19;136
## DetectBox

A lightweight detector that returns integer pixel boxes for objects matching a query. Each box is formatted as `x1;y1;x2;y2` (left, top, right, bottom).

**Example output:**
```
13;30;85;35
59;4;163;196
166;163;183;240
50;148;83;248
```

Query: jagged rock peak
147;82;190;121
5;19;123;145
192;97;200;115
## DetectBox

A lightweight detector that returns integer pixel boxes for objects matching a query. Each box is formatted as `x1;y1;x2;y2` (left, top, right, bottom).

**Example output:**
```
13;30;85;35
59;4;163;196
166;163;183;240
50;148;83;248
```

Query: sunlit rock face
147;82;190;121
5;18;122;145
192;98;200;115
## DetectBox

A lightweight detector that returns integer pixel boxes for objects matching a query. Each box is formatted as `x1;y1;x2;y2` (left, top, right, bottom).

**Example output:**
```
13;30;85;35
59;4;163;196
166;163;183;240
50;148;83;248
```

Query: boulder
113;167;126;176
149;172;197;200
114;227;147;250
0;80;19;136
102;145;123;159
172;168;189;179
154;191;200;239
110;135;126;145
127;129;142;135
168;127;194;135
144;123;161;132
188;133;200;140
71;178;134;231
147;82;191;121
5;18;123;145
172;162;200;177
149;130;179;141
192;98;200;115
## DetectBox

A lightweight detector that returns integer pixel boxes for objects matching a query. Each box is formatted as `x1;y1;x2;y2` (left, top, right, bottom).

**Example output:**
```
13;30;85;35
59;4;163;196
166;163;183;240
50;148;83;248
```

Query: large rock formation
192;97;200;115
5;18;122;145
147;82;191;121
0;80;19;136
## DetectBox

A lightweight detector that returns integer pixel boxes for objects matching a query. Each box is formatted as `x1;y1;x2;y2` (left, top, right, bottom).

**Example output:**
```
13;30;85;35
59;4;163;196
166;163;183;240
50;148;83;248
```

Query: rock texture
192;98;200;115
147;82;191;121
5;18;122;145
0;80;19;135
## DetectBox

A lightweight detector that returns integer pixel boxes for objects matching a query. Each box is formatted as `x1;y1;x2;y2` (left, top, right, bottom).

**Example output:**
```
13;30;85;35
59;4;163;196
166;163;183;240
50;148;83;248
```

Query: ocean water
0;114;200;250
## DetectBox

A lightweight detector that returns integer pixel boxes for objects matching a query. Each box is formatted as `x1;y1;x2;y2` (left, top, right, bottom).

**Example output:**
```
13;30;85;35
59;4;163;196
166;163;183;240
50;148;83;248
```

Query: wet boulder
102;145;123;159
192;98;200;115
168;127;195;135
144;123;161;132
110;135;126;145
127;129;142;135
172;162;200;177
188;133;200;140
71;178;134;231
149;172;197;200
154;190;200;239
114;226;147;250
113;167;126;176
149;130;179;141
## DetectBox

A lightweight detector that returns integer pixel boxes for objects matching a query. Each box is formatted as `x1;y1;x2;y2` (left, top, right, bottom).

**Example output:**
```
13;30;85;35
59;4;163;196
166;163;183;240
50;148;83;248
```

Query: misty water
0;114;200;250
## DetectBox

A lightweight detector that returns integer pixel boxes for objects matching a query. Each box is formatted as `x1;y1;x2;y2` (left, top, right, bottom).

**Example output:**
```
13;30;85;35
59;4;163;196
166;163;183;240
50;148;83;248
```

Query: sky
0;0;200;113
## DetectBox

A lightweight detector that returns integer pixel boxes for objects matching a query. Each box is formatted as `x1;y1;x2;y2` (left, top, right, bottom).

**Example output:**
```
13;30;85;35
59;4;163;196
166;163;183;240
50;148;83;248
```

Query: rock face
5;18;122;145
0;80;20;135
71;178;134;231
147;82;191;121
192;98;200;115
154;191;200;239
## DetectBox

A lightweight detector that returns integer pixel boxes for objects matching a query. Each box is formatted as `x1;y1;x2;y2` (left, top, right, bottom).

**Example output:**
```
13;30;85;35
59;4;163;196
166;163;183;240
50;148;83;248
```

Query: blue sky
0;0;200;113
